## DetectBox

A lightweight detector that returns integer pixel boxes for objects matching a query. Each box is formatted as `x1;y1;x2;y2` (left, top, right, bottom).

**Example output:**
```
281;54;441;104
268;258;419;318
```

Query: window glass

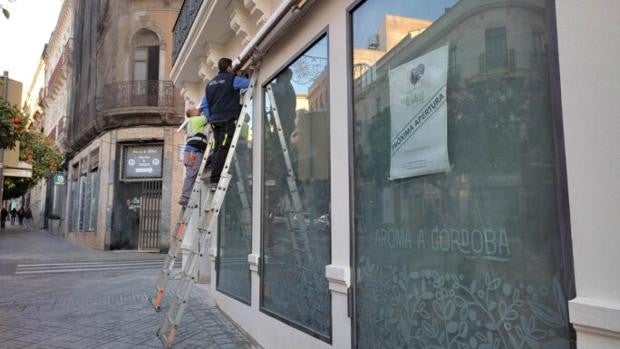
89;170;99;231
351;1;572;348
217;95;253;303
262;35;331;339
134;62;147;81
134;48;147;60
69;177;78;232
78;175;87;231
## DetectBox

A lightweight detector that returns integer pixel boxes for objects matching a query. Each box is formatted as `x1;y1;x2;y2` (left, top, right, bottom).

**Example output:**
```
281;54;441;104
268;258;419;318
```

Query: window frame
345;0;576;347
259;28;333;344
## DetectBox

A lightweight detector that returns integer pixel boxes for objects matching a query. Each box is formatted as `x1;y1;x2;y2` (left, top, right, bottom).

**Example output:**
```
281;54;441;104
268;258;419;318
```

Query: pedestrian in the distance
0;207;7;229
10;208;16;225
24;207;33;229
17;207;25;226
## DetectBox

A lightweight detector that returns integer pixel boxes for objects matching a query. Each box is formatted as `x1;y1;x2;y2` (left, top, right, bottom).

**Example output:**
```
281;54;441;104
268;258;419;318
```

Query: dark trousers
210;119;237;183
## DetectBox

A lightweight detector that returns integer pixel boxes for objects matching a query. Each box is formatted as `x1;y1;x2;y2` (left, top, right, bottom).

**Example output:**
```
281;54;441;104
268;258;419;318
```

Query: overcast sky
0;0;63;101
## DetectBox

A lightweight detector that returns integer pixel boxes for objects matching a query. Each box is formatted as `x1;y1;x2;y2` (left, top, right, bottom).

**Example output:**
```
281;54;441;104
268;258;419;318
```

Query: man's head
218;58;233;73
277;68;293;83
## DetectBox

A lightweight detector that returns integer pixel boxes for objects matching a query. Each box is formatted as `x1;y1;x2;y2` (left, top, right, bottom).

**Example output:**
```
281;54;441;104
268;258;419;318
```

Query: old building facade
170;0;620;348
22;54;47;228
65;0;184;251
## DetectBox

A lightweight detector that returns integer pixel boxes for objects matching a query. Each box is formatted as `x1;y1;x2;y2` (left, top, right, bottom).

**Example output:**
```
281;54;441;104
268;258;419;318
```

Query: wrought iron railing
479;49;516;72
103;80;174;110
47;39;73;92
172;0;204;64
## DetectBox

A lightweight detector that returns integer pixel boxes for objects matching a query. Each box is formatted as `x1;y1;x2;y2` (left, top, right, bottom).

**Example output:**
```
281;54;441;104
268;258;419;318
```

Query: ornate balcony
479;49;516;72
103;80;174;109
172;0;204;64
47;39;73;97
102;80;180;126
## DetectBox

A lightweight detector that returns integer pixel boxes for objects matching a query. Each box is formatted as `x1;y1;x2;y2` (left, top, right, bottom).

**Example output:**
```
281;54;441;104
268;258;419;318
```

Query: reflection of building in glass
354;1;547;157
352;2;567;348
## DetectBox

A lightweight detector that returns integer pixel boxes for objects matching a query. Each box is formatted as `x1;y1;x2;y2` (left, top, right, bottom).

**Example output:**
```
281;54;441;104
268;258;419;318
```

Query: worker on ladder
201;57;251;189
178;57;251;206
178;106;209;207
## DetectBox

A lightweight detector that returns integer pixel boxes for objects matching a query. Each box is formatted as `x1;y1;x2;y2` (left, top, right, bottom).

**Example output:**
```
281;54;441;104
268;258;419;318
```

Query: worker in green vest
178;107;209;206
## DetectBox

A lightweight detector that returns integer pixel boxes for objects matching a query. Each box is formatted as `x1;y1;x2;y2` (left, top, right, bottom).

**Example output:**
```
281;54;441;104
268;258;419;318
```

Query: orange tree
0;99;27;149
1;100;63;199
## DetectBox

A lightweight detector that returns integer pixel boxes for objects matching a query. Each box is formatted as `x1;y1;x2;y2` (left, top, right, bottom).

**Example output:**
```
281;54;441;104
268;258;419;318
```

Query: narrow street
0;226;260;349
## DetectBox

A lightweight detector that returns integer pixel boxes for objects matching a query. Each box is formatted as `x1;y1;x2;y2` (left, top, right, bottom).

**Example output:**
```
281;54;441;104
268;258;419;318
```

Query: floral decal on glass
357;258;570;349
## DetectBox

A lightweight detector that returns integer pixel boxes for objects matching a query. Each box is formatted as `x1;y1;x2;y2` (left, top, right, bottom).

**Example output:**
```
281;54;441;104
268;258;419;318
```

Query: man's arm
198;95;209;119
233;76;250;90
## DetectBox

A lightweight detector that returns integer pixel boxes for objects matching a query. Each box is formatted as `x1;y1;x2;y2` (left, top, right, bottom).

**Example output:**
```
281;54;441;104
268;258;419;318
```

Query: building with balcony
22;52;48;228
64;0;184;251
21;0;76;231
169;0;619;348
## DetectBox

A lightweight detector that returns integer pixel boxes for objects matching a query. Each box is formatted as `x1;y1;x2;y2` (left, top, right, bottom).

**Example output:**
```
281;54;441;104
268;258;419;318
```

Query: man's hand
237;68;253;77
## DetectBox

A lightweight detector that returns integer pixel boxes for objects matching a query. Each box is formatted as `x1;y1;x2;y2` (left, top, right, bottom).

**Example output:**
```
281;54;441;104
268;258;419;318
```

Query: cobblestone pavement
0;227;261;349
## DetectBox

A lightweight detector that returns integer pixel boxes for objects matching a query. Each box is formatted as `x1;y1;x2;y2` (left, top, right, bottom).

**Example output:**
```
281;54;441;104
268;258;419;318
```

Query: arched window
132;29;160;106
132;29;160;82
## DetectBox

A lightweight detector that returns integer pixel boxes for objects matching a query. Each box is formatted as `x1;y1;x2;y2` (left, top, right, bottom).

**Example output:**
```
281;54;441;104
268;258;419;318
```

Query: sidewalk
0;225;166;262
0;225;261;349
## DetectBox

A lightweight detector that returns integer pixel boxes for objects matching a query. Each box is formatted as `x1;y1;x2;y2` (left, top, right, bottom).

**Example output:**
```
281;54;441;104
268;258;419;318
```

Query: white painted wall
556;0;620;346
202;1;354;348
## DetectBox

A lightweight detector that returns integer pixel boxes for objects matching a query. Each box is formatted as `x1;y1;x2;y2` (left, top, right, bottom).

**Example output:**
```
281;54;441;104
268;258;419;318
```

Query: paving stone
0;229;261;349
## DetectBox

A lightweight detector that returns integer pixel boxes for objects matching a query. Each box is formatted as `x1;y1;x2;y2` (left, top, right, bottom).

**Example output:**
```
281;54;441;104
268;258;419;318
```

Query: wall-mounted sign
122;144;163;180
53;172;66;185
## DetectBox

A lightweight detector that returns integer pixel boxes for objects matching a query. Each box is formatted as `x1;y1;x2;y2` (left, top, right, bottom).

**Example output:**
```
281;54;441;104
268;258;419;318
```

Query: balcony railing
103;80;174;110
47;39;73;93
479;49;515;72
172;0;204;64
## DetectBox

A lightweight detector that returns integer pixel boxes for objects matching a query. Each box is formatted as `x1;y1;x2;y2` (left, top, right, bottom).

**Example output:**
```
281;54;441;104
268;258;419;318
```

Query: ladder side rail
232;156;252;240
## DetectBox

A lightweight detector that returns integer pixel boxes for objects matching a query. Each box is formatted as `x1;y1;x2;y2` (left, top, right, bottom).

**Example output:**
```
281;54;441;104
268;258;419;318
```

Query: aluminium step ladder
149;127;214;312
152;74;257;349
265;85;313;270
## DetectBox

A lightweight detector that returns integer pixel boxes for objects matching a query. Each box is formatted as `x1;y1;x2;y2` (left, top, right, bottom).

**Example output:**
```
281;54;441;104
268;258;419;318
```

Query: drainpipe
233;0;314;70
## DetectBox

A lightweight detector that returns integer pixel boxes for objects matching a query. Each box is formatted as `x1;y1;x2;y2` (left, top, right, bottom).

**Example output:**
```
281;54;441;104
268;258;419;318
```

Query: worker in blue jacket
199;57;250;187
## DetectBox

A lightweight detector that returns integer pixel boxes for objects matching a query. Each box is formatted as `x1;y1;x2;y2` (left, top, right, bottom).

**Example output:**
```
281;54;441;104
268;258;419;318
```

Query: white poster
389;45;450;180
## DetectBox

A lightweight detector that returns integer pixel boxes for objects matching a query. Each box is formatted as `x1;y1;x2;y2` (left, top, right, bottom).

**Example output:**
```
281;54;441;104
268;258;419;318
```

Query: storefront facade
172;0;620;348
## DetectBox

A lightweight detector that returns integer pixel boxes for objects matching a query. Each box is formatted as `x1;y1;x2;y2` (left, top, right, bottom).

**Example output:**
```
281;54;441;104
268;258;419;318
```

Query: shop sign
388;44;450;179
53;172;66;185
123;145;163;179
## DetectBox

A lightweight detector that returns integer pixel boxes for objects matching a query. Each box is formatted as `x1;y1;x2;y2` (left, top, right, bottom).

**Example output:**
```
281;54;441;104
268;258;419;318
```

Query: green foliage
0;99;28;149
3;127;64;200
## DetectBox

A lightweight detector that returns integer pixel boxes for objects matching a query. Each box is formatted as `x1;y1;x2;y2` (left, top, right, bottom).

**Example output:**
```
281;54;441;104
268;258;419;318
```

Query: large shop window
71;152;100;233
261;35;331;340
351;1;572;348
217;96;253;304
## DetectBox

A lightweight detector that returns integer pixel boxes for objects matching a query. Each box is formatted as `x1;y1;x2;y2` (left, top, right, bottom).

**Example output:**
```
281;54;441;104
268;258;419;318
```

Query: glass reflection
262;36;331;339
217;93;253;303
352;1;571;348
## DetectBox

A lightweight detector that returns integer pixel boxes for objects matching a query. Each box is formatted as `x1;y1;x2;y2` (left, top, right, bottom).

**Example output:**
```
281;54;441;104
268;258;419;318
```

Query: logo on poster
410;63;425;86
